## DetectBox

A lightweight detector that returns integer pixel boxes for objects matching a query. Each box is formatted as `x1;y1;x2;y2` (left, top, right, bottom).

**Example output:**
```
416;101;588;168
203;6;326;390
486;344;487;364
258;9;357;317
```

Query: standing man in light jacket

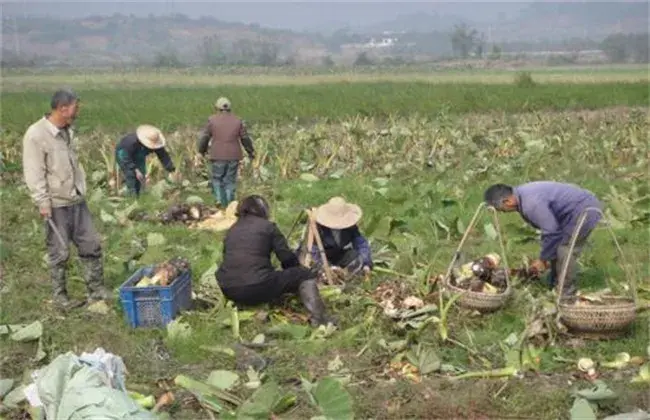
22;88;111;310
484;181;603;300
197;97;255;208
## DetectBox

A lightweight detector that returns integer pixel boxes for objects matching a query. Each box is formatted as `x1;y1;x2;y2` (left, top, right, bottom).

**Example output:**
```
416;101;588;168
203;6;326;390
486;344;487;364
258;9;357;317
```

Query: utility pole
13;15;21;56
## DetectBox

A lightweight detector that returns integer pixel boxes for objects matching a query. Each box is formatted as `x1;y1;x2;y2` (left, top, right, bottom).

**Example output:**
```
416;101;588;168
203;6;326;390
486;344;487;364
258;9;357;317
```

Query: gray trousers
46;201;105;299
548;236;587;298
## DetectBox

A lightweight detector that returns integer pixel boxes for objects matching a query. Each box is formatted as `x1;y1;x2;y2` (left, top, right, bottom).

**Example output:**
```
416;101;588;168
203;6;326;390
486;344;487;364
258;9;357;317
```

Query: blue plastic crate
119;265;193;328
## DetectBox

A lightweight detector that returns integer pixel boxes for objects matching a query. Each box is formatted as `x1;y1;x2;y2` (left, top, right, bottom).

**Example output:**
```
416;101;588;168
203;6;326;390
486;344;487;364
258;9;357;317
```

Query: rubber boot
51;265;83;310
80;257;112;302
298;279;337;327
546;260;558;289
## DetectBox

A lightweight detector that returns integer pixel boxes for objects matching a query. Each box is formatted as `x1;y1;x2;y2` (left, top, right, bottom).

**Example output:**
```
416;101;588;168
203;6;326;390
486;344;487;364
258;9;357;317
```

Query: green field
1;81;648;134
1;69;649;419
2;64;648;92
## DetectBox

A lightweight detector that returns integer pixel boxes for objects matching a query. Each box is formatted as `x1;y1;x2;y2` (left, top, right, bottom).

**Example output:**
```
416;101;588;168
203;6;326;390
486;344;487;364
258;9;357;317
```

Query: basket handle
443;202;485;285
488;205;511;292
555;206;637;308
442;202;511;289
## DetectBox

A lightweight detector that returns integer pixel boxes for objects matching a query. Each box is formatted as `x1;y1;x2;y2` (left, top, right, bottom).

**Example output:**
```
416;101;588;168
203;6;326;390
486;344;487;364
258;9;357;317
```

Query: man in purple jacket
484;181;603;300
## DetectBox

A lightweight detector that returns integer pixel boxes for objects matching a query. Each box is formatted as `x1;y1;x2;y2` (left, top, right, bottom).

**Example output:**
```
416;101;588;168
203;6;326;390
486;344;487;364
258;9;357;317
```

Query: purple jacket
514;181;602;261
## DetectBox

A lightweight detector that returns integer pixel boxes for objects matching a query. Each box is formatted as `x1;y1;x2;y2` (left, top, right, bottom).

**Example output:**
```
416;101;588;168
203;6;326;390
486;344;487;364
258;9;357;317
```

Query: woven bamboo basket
555;207;638;336
444;274;512;312
442;203;512;312
559;298;636;334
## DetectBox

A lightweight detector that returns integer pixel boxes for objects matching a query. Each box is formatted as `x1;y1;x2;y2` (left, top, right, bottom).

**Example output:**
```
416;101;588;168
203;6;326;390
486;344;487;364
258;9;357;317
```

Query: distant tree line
198;36;286;67
2;12;648;69
600;33;649;63
446;24;649;64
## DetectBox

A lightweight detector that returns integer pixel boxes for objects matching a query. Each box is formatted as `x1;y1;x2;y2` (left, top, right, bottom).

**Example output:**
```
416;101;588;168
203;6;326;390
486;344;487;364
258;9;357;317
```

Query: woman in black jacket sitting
216;195;335;327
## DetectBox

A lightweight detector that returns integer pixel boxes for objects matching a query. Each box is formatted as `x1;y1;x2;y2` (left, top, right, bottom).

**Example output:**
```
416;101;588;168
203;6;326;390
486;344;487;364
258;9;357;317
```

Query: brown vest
207;112;244;161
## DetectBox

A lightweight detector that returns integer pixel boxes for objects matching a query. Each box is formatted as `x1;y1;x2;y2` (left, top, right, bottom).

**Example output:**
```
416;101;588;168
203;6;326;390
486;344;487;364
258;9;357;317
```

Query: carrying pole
308;209;334;284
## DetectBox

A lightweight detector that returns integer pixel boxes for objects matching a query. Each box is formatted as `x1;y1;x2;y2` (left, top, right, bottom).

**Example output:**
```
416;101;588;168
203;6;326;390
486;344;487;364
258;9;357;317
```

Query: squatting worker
197;97;255;208
301;197;373;277
484;181;603;300
216;195;336;327
22;88;111;310
115;124;180;196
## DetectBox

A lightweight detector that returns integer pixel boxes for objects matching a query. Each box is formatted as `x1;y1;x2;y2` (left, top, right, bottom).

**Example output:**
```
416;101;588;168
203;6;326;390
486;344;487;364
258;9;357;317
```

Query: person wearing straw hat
197;97;255;208
483;181;603;300
115;124;179;196
305;196;373;277
217;195;336;327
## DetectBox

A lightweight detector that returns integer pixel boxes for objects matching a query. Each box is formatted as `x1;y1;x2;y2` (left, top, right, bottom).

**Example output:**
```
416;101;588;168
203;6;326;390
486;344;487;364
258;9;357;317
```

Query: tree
0;49;40;69
450;23;478;59
474;33;487;58
230;39;257;65
256;42;279;66
488;44;502;60
321;55;335;67
353;51;373;66
152;49;184;68
229;39;280;66
600;32;649;64
199;35;227;66
630;33;649;63
600;33;628;63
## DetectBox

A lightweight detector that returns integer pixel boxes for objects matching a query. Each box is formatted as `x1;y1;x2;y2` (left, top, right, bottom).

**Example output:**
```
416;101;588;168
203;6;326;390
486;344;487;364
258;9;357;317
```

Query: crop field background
2;64;648;91
1;68;649;419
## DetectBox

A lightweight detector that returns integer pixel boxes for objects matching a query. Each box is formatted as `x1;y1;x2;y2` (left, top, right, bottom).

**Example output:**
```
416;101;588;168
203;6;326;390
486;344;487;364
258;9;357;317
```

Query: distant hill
363;2;648;41
359;13;471;34
1;14;328;67
2;4;648;69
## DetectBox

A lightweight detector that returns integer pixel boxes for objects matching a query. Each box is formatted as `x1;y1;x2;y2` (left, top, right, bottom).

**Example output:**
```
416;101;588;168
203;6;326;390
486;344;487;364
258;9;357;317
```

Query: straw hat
485;253;501;268
215;97;231;111
315;197;362;230
136;125;166;150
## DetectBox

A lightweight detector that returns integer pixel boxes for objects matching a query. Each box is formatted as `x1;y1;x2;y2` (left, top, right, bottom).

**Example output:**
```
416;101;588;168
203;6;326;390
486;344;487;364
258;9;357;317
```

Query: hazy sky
1;1;645;33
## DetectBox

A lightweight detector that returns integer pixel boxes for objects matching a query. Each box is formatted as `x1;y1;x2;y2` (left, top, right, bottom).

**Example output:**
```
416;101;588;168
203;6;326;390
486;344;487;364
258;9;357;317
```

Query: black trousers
220;266;315;306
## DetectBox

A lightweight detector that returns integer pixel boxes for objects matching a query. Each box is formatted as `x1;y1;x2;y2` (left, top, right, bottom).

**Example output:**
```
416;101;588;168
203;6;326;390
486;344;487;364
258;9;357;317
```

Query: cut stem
451;366;518;380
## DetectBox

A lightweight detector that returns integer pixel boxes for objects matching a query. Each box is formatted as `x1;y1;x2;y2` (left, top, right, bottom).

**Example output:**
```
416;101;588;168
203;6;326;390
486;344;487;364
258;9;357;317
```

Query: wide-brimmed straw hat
136;124;166;150
315;196;362;230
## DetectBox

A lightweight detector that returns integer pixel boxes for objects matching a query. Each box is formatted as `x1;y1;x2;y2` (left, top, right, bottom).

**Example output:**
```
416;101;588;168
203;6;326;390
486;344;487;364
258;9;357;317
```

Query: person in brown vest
197;97;255;207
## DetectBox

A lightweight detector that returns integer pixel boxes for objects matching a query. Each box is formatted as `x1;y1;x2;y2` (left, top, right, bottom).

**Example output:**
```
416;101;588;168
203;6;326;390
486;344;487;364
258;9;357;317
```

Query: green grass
0;77;649;419
1;81;648;134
